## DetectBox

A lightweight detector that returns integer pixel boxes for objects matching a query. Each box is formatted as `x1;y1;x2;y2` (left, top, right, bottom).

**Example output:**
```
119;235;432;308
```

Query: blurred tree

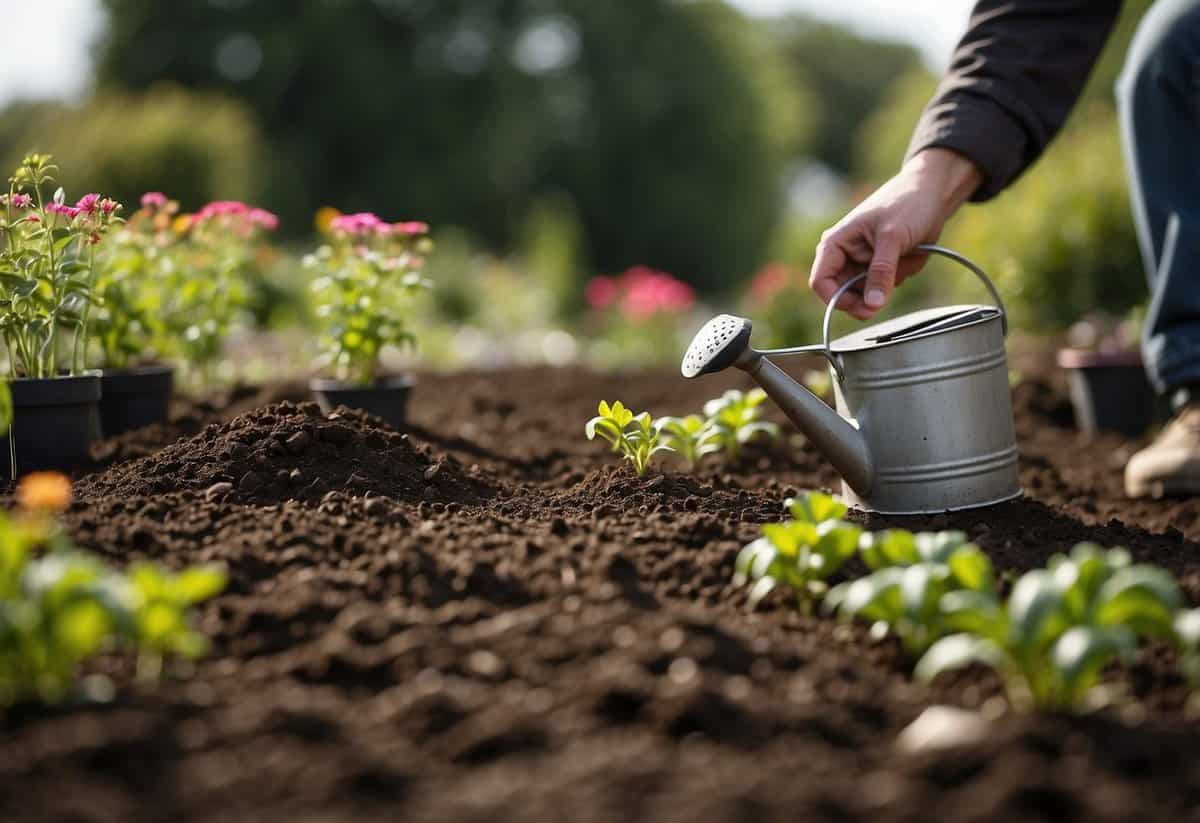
765;15;924;172
0;86;264;211
96;0;813;291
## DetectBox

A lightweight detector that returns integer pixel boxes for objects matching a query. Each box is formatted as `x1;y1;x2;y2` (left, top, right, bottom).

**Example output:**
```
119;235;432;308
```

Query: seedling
915;543;1183;710
0;474;225;704
657;414;720;470
703;388;779;460
1173;608;1200;687
734;492;861;614
306;212;431;385
825;531;995;656
0;154;122;378
586;400;672;477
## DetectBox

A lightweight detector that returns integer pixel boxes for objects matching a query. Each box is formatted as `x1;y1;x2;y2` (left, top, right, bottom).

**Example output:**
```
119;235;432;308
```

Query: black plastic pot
99;365;174;437
310;374;415;428
1057;348;1166;437
0;373;102;477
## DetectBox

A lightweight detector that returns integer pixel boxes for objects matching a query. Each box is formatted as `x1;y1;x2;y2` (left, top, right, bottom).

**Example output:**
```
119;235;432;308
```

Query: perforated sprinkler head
681;314;753;378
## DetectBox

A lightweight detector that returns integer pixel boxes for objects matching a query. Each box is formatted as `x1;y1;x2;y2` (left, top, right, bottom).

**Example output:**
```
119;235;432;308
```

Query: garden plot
3;363;1200;822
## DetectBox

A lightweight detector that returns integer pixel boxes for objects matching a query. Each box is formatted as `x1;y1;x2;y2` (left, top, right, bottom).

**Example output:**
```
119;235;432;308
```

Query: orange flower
16;472;72;513
314;206;341;235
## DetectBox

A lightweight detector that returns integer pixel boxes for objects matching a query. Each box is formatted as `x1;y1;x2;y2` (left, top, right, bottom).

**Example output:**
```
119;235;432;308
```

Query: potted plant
305;211;432;426
157;199;278;390
1056;309;1165;436
87;192;180;436
0;154;121;475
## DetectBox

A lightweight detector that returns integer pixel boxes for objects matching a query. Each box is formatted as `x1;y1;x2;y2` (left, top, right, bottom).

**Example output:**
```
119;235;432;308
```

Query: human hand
809;148;982;320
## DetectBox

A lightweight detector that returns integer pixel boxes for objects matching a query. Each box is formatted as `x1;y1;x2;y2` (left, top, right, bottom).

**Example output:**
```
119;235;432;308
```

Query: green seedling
586;400;672;477
825;531;995;656
657;414;720;470
0;482;225;705
1173;608;1200;687
915;543;1183;710
703;388;779;460
786;490;848;525
734;495;861;614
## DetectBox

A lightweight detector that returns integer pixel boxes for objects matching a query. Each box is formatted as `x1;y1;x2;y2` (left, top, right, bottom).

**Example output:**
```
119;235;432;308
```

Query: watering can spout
737;350;874;496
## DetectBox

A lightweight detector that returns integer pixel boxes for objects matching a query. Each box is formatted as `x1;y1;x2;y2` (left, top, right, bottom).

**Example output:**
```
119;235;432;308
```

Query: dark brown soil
5;358;1200;822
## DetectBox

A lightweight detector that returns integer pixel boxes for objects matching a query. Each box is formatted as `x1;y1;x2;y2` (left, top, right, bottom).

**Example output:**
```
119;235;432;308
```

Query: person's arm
811;0;1122;318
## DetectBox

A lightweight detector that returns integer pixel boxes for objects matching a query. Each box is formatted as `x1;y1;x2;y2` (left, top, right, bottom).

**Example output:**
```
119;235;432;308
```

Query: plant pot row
3;368;417;478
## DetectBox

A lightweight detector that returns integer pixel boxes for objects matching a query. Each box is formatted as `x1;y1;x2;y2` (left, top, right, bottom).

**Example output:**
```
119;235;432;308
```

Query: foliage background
0;0;1159;365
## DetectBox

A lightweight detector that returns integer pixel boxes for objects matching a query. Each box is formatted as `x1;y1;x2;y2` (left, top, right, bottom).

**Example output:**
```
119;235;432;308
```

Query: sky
0;0;975;108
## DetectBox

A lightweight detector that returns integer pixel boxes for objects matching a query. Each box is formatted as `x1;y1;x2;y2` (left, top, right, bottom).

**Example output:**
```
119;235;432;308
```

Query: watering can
681;244;1020;514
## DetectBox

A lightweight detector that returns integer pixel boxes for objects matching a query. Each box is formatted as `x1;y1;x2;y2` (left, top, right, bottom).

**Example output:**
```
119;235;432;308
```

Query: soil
5;357;1200;822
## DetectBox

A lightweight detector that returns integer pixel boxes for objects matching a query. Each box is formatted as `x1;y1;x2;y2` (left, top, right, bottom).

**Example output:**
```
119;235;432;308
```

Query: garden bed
4;357;1200;822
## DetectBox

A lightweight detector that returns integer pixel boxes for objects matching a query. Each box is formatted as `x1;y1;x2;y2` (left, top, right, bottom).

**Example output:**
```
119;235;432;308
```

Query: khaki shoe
1125;406;1200;498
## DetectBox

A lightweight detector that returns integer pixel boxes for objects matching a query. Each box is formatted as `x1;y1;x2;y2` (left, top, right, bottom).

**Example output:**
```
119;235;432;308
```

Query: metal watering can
682;244;1020;514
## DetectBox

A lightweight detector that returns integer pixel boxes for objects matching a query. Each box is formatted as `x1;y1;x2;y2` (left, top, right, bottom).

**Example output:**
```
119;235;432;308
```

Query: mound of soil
77;401;492;506
7;362;1200;822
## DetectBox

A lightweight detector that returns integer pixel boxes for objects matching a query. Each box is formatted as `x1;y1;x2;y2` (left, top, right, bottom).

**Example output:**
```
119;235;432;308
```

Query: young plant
88;192;178;369
657;414;720;470
306;211;432;385
734;492;862;614
159;199;279;386
0;154;122;378
915;543;1183;710
1173;608;1200;687
704;388;779;460
586;400;672;477
0;473;225;704
825;531;995;656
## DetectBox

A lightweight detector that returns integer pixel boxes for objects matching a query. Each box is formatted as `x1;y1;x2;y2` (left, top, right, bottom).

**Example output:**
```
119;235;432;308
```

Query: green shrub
2;86;265;213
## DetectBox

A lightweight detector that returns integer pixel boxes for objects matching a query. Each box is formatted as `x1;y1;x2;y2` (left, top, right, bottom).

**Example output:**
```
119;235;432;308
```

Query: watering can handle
820;244;1007;380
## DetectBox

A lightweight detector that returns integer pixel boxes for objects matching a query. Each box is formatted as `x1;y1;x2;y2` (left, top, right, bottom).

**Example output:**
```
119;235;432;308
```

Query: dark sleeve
906;0;1123;200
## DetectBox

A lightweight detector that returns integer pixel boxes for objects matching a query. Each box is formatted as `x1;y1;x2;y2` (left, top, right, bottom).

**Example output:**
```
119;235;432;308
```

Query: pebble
204;481;234;500
895;705;990;753
285;430;311;454
363;498;388;515
423;463;441;481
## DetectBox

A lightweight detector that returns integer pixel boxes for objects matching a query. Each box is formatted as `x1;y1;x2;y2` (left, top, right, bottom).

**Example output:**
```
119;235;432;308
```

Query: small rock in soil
285;430;311;453
895;705;991;753
205;481;234;500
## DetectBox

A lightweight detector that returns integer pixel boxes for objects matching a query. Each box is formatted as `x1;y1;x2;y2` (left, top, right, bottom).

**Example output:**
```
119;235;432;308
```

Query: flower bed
2;357;1200;821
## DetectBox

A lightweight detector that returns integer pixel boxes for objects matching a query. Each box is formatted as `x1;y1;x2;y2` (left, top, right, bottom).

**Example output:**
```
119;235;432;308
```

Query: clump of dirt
77;401;493;506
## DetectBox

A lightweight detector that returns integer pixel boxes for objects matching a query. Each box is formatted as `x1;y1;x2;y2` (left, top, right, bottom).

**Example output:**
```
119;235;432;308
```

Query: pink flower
47;203;82;219
394;221;429;235
99;198;121;215
248;208;280;231
749;263;792;304
585;276;619;310
619;267;695;319
196;200;250;221
331;212;388;236
75;193;101;214
10;193;32;209
141;191;168;209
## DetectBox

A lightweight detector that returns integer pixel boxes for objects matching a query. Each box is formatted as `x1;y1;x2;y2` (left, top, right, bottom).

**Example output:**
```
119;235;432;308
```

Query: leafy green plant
915;543;1183;710
306;211;431;385
734;492;861;613
826;531;995;656
704;388;779;460
0;154;122;378
160;199;278;387
1173;608;1200;687
657;414;720;470
586;400;672;477
0;482;225;704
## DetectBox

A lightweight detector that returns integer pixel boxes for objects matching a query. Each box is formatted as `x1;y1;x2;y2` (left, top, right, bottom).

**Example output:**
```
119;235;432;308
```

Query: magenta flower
585;276;619;310
331;212;388;236
617;267;695;319
99;198;121;215
46;203;82;219
75;193;101;214
394;221;429;235
248;208;280;231
10;193;32;209
141;191;168;209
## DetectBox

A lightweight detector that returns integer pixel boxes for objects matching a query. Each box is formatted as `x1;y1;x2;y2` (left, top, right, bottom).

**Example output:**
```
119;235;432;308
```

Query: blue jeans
1118;0;1200;394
